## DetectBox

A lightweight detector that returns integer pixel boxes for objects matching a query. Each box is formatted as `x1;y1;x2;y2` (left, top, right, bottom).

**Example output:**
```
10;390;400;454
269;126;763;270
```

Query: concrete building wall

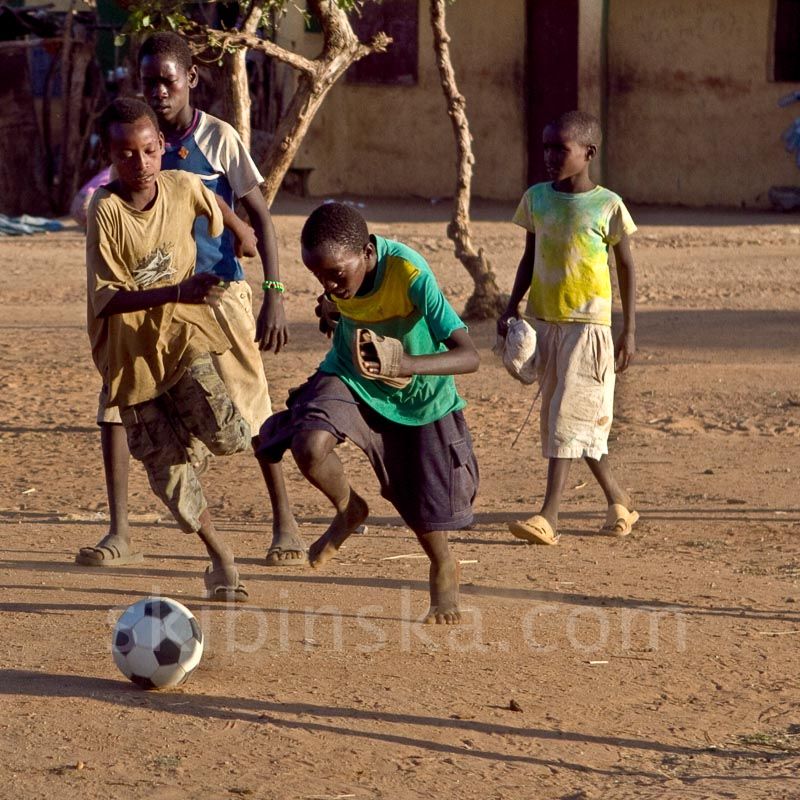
21;0;800;207
577;0;606;184
606;0;800;207
278;0;527;200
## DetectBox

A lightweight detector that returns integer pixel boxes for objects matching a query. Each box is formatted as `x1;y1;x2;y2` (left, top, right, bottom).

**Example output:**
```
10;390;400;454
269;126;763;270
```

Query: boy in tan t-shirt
85;97;256;601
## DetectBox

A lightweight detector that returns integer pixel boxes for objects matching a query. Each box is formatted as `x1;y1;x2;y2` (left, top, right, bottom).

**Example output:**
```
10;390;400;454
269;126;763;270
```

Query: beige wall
607;0;800;207
277;0;527;201
578;0;605;183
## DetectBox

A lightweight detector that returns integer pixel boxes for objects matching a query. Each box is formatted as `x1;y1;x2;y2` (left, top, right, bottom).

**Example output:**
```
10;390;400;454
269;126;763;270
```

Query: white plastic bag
494;317;538;385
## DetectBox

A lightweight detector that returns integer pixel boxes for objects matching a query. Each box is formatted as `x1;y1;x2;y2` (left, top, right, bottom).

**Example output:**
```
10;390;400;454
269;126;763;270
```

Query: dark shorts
258;372;479;534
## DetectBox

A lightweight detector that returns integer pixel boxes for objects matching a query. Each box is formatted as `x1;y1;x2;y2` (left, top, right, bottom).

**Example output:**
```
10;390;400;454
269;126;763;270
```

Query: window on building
774;0;800;81
346;0;418;86
304;1;323;33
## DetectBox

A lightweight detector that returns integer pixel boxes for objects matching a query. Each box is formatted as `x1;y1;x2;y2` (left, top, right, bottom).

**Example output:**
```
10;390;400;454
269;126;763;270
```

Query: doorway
525;0;580;184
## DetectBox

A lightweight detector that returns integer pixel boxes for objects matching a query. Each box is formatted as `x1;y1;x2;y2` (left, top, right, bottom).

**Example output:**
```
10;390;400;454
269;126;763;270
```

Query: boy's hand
234;224;258;259
179;273;225;307
314;293;341;338
256;292;289;353
497;310;516;337
615;329;636;372
361;347;412;379
358;339;384;375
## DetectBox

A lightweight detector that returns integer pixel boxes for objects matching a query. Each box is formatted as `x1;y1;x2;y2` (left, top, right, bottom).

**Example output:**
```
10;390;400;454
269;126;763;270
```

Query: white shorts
534;320;615;460
96;280;272;434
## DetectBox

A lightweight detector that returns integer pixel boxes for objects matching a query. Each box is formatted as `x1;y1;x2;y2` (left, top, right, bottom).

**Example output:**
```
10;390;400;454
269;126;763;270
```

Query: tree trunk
222;48;252;151
187;0;390;206
430;0;504;321
220;2;262;150
260;0;390;205
259;72;324;205
261;55;368;205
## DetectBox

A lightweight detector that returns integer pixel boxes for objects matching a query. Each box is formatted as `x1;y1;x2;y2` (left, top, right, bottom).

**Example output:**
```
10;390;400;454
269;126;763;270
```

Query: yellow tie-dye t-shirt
512;183;636;326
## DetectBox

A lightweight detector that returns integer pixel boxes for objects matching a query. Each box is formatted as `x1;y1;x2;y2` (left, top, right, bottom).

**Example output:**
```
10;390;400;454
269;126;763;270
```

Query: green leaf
113;33;126;47
141;14;151;27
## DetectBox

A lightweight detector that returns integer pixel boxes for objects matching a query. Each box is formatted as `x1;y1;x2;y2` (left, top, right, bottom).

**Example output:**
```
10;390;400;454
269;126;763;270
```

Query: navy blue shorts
258;372;478;534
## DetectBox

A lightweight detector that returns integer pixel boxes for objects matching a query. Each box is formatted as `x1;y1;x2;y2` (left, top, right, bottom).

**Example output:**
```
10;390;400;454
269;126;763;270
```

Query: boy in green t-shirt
257;202;480;624
499;110;639;545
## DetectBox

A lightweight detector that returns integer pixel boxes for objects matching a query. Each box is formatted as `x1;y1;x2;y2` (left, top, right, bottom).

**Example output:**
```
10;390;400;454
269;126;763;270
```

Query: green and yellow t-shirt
320;235;466;426
86;170;230;407
513;183;636;326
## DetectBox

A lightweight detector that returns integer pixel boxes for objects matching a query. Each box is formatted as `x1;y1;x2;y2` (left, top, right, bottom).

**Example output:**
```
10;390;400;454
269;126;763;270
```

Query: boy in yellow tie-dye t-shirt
499;110;639;546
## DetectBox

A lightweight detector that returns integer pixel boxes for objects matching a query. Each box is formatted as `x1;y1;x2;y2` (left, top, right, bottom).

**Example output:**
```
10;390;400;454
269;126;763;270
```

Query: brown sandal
600;504;640;537
203;564;248;602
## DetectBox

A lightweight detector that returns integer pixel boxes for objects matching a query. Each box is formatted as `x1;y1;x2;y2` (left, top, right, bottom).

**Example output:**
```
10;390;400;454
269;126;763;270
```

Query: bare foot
308;491;369;569
424;558;461;625
265;519;307;566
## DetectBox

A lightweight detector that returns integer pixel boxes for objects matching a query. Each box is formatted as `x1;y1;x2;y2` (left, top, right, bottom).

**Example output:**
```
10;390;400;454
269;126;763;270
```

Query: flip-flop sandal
265;546;308;567
600;504;640;537
204;565;248;602
508;514;559;545
75;543;144;567
353;329;412;389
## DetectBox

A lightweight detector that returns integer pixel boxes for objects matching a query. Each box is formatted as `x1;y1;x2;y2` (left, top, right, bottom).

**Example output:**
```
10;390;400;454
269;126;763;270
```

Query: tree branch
241;0;263;34
430;0;503;319
185;1;390;212
184;22;317;76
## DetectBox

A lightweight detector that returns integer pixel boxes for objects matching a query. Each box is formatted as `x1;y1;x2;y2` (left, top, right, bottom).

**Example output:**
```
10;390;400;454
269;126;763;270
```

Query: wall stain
610;68;752;98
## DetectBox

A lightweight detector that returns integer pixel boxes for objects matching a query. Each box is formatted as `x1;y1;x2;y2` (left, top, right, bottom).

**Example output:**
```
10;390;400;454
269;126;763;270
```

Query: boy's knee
291;429;335;473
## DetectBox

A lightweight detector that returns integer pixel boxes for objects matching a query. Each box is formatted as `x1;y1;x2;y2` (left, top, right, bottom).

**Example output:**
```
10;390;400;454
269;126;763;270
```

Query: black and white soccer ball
112;597;204;689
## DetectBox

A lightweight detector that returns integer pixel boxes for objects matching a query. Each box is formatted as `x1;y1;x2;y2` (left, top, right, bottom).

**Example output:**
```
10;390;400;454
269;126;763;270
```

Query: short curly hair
137;31;193;72
549;110;602;147
301;202;370;254
97;97;159;146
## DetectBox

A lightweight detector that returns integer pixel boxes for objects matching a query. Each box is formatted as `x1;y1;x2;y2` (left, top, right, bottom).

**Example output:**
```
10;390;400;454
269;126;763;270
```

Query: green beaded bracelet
262;280;285;293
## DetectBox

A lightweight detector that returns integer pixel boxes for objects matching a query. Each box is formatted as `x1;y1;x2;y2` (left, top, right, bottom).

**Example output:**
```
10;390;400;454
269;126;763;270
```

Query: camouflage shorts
120;354;251;532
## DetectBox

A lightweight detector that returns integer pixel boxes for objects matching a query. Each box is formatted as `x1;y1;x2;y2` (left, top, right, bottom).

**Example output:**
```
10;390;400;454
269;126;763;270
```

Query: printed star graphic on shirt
134;246;176;288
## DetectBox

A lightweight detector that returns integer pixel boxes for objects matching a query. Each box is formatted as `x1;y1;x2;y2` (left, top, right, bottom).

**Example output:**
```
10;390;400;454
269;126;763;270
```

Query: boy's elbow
465;347;480;374
447;329;480;373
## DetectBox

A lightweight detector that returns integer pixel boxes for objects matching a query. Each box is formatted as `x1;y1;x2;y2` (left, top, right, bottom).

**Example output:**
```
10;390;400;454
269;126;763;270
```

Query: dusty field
0;197;799;800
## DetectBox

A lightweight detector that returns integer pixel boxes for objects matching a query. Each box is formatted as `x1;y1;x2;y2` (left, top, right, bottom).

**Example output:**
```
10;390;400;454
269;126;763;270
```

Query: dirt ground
0;196;798;800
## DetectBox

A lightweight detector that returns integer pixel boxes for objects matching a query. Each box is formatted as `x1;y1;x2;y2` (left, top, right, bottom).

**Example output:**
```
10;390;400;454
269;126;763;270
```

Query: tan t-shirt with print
86;170;230;408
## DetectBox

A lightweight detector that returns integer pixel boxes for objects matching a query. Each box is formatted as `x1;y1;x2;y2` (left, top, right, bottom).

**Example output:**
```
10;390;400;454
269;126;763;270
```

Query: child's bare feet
309;490;369;568
424;557;461;625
